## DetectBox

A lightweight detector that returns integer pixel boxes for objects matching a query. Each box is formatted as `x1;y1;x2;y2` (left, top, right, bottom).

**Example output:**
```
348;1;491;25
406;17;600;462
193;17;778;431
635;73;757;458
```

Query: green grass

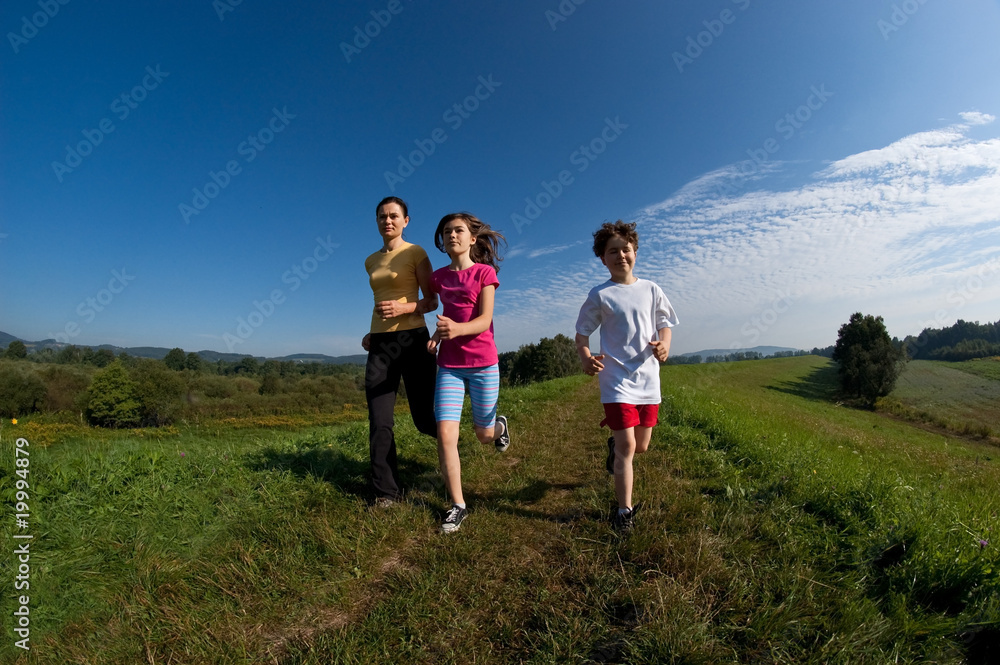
881;359;1000;438
2;357;999;663
951;357;1000;382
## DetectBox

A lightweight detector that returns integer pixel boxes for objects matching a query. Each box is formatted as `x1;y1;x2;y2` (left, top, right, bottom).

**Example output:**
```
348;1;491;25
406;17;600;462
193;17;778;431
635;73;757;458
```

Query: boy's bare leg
634;426;653;455
437;421;464;506
612;428;637;509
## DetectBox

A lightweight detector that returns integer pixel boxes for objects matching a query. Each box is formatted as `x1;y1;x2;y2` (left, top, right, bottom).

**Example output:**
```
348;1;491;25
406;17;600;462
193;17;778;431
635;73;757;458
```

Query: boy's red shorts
600;403;659;431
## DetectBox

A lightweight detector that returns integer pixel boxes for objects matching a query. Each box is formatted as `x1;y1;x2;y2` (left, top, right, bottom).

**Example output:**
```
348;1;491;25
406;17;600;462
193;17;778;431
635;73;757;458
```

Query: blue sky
2;0;999;358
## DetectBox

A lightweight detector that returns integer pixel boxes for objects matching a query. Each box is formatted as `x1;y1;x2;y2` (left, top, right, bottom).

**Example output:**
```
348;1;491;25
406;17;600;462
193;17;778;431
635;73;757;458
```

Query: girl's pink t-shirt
431;263;499;368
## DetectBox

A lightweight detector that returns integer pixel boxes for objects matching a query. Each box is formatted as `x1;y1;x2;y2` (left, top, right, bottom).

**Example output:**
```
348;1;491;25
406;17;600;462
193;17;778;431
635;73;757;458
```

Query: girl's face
441;218;476;257
376;203;408;241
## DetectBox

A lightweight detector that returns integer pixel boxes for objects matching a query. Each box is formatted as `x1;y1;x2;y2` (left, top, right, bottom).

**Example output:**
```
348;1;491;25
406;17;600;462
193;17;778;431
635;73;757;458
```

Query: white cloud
960;111;996;126
496;113;1000;354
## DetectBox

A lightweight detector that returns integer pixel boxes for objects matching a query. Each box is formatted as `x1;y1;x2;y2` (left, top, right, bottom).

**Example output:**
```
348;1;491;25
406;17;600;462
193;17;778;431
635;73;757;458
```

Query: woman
362;196;438;505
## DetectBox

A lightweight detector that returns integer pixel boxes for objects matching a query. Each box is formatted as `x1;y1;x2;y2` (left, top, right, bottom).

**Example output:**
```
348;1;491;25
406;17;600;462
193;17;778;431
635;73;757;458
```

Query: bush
0;361;47;417
130;359;186;426
191;374;237;400
38;364;92;413
86;360;141;428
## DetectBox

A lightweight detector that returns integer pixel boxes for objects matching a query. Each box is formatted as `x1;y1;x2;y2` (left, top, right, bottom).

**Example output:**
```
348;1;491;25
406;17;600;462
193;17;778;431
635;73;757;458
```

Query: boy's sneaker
494;415;511;453
606;436;615;475
441;505;468;533
611;503;641;533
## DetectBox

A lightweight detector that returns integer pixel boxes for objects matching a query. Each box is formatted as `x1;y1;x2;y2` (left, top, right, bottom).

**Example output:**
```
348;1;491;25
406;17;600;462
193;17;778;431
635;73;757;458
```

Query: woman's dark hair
592;220;638;257
434;212;506;272
376;196;408;218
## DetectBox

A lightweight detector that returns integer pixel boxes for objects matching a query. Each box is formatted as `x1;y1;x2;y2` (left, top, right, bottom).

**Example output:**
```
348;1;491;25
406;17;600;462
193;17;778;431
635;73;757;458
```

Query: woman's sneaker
494;415;511;453
441;505;468;533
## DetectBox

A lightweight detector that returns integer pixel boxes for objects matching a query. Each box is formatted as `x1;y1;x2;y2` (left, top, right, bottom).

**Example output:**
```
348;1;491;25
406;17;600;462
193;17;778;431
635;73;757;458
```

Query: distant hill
680;346;802;359
0;331;21;348
0;330;366;365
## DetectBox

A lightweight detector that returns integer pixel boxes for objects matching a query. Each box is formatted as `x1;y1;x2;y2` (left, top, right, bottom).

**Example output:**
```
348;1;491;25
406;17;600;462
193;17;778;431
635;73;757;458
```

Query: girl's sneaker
441;505;468;533
611;503;640;533
494;415;511;452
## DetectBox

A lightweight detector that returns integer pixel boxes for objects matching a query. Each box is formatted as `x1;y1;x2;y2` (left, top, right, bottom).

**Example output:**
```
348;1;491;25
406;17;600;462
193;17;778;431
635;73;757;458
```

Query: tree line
4;315;995;425
902;319;1000;361
0;345;366;426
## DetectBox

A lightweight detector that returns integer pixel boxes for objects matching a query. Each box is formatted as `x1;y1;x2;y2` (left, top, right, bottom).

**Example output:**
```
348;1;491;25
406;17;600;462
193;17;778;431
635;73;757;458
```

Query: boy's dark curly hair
592;220;638;257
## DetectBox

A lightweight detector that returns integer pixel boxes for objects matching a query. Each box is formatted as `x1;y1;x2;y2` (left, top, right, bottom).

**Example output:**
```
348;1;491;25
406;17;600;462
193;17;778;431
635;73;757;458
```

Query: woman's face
376;203;408;241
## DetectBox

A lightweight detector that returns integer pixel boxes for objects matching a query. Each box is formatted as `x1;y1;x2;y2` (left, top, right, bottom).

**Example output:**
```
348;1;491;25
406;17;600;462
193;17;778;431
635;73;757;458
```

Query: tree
503;334;580;385
56;345;83;364
164;348;187;371
832;313;907;406
4;340;28;359
184;352;202;371
235;356;260;376
86;360;141;428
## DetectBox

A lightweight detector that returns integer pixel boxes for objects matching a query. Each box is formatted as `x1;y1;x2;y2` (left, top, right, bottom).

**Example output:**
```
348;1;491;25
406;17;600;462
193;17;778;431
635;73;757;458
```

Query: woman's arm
414;256;438;315
434;284;495;339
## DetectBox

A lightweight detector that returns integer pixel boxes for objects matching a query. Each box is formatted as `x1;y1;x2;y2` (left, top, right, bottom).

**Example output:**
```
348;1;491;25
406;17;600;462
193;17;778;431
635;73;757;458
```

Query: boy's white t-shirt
575;278;679;404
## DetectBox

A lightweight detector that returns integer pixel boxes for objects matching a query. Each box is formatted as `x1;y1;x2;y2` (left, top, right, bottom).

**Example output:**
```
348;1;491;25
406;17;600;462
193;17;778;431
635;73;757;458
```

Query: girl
362;196;439;506
427;212;511;533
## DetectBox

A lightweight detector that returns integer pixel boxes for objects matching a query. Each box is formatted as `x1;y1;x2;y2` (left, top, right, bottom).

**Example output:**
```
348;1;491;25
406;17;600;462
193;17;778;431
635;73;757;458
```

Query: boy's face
601;235;636;282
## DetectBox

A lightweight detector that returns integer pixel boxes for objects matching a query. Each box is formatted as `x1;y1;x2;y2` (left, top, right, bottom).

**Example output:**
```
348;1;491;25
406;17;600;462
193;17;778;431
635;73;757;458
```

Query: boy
575;221;679;532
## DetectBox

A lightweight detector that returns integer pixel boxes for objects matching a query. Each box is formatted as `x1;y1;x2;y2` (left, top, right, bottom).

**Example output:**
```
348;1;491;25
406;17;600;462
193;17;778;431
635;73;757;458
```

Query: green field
884;359;1000;438
2;356;999;663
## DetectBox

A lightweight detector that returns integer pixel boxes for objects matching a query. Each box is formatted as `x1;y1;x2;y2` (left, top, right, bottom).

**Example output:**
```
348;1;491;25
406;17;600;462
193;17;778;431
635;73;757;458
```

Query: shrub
191;374;237;399
0;361;47;417
130;358;186;426
38;364;92;413
86;360;141;428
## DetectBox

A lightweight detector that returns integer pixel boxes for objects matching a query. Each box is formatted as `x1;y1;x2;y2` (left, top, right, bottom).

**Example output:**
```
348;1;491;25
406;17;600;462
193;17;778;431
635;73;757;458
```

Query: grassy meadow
2;356;999;663
883;359;1000;438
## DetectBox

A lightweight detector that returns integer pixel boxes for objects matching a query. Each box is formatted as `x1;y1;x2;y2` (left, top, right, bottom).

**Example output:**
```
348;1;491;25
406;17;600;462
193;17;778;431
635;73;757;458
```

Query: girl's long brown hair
434;212;506;272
